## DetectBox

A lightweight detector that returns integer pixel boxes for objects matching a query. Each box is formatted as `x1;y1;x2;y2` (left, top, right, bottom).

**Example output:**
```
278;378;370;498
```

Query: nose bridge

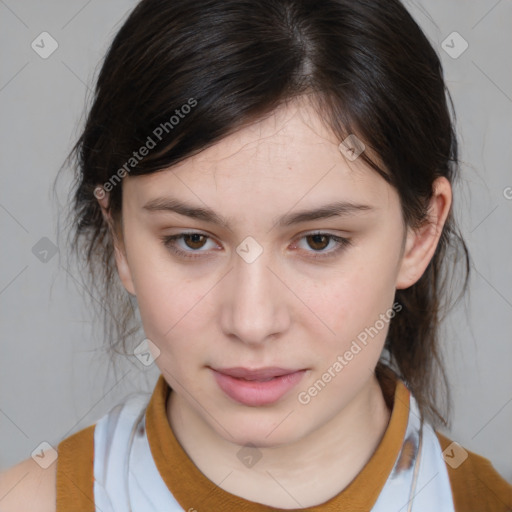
223;239;288;344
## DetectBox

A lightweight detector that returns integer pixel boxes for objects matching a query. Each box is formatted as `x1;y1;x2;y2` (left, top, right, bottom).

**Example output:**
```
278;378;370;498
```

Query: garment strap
371;393;455;511
56;424;96;512
93;392;184;511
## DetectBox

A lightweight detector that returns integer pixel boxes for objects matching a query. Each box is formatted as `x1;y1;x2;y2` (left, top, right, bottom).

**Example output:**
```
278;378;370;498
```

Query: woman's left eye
161;231;352;260
293;232;352;258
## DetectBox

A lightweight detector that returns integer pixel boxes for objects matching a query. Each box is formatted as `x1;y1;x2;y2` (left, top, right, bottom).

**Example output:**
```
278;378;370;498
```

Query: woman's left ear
395;177;452;290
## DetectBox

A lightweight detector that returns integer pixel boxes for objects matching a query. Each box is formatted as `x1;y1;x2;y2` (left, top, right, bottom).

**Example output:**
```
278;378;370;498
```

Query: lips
211;366;299;380
210;366;307;406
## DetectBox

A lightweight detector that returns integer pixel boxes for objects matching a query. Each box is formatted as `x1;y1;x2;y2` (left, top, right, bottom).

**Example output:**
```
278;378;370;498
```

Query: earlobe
95;186;137;297
395;177;452;290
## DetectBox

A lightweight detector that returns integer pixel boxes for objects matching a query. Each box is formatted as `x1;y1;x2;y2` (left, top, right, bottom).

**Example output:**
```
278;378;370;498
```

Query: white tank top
92;387;456;511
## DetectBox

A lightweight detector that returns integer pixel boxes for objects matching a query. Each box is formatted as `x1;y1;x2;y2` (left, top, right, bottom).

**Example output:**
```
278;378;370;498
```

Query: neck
167;373;392;509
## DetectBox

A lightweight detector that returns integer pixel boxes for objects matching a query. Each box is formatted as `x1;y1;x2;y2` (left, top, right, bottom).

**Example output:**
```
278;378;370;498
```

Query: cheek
304;243;400;354
124;230;207;345
135;272;208;379
136;272;206;343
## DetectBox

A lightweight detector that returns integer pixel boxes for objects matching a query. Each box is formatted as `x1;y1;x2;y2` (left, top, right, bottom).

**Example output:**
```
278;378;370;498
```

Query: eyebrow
142;197;375;229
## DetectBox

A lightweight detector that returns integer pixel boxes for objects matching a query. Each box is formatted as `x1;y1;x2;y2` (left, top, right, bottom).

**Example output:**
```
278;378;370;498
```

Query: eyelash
160;231;352;261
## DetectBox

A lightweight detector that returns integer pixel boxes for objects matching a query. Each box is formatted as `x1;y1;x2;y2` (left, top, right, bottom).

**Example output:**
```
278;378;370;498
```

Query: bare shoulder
0;457;56;512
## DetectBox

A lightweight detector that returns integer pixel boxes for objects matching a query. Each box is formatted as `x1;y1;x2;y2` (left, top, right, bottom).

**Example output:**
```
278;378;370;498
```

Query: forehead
124;98;393;214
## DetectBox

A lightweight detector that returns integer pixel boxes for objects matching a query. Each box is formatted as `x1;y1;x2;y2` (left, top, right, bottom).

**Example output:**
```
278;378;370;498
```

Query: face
110;97;415;447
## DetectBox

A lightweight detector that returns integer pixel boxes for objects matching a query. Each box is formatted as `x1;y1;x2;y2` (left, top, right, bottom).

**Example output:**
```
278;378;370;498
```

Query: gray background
1;0;511;486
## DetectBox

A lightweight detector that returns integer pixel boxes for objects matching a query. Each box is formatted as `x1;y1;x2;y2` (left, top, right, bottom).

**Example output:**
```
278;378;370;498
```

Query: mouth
209;366;307;406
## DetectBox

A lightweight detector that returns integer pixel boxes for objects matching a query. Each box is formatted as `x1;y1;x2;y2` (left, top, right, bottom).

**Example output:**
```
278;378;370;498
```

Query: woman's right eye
160;232;217;260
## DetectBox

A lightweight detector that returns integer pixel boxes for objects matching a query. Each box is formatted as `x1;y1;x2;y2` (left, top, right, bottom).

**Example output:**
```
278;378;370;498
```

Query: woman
1;0;510;510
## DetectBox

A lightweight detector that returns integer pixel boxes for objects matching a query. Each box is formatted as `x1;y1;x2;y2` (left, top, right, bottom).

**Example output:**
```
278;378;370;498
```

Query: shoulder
0;456;57;512
435;431;512;512
0;423;96;512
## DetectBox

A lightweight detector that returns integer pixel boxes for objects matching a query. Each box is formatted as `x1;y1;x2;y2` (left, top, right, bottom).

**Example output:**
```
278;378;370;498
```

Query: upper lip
211;366;303;380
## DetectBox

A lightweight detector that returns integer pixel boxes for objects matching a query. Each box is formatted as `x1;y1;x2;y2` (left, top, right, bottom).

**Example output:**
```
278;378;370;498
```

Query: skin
98;95;452;508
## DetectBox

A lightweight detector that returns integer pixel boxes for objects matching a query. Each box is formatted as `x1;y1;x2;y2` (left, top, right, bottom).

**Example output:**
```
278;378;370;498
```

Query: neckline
145;370;411;511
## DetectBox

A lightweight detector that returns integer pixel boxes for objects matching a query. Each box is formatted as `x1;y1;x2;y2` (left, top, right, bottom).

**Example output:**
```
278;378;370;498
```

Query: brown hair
55;0;470;428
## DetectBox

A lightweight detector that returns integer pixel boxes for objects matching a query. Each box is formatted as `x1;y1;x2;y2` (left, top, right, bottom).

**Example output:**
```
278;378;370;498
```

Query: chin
213;411;307;449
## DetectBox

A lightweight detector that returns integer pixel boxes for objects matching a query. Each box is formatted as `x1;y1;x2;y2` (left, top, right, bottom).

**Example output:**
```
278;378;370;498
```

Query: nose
220;246;290;346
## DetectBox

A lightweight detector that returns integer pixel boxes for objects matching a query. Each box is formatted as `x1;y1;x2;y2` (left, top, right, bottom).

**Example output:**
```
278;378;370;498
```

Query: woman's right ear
95;186;111;225
94;186;137;297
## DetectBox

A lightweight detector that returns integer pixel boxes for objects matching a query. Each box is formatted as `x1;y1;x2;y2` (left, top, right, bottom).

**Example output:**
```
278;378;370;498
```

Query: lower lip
211;369;306;406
